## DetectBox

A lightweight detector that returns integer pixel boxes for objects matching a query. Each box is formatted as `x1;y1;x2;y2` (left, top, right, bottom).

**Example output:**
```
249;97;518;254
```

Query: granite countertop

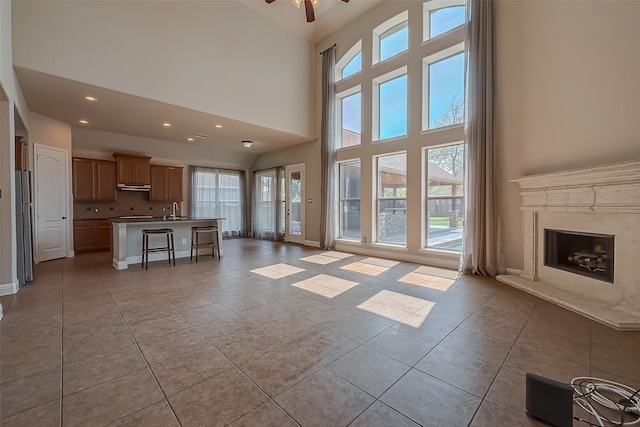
109;217;224;223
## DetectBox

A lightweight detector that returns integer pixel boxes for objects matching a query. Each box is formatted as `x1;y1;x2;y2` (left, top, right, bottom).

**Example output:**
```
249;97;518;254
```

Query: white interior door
285;163;305;244
35;145;68;262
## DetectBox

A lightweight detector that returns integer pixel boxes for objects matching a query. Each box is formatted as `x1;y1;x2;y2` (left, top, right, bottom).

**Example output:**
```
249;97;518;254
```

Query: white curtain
191;167;245;237
320;44;337;250
253;168;284;241
461;0;505;276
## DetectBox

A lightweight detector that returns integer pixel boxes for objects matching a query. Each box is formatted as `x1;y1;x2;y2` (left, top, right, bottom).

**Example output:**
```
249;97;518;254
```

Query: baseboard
506;267;522;275
0;280;19;296
304;240;321;248
0;303;3;321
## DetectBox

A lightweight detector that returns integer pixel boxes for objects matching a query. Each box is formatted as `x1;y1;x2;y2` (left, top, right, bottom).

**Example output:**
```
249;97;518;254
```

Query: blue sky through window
429;52;465;128
380;25;408;62
430;6;465;38
380;75;407;139
342;92;361;133
342;52;362;79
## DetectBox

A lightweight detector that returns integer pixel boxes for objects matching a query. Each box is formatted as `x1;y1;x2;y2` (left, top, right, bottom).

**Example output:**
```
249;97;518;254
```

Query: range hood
117;184;151;192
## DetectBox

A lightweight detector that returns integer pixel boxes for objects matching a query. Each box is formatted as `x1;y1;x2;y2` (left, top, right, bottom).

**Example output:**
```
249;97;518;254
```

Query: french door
285;164;305;244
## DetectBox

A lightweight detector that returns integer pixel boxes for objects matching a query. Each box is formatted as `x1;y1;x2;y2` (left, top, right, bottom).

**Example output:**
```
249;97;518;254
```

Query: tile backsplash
74;191;183;220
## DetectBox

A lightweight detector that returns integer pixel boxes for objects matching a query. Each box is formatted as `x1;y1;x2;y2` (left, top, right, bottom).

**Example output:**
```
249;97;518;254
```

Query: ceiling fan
265;0;349;23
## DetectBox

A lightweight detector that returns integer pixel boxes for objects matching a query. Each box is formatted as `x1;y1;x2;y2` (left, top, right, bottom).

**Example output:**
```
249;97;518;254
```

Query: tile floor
1;238;638;426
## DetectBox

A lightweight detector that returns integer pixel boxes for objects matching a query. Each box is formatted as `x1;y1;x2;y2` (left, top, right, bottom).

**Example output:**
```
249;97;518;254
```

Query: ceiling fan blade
265;0;276;3
304;0;315;22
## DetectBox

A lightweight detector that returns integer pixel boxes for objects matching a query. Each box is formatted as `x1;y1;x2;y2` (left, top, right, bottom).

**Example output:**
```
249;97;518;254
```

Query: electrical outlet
182;238;187;245
94;208;99;213
363;237;366;243
162;207;166;212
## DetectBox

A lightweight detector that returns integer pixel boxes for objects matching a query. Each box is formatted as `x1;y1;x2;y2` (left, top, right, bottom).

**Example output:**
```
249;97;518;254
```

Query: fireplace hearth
544;229;614;283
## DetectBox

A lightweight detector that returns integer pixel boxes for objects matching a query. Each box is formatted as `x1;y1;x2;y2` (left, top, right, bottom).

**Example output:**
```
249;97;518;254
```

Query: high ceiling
14;0;383;154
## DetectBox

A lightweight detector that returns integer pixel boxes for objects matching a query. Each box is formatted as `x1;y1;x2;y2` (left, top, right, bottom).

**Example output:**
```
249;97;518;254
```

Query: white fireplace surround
497;160;640;330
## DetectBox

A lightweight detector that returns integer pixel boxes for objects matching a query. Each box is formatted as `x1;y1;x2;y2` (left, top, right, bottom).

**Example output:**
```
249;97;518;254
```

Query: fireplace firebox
544;229;614;283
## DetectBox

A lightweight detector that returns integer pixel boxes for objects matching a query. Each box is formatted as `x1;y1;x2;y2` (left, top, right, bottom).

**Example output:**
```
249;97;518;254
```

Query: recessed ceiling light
78;119;89;124
187;137;194;142
84;96;97;102
162;122;171;127
215;124;223;128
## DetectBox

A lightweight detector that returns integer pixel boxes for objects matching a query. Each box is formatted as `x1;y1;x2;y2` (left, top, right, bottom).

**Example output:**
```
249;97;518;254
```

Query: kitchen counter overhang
111;217;224;270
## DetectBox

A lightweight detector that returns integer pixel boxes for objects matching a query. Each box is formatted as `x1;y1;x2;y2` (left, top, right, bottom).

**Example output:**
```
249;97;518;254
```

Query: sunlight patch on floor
250;263;305;279
414;265;459;280
399;271;456;291
341;262;389;276
361;257;400;268
367;289;433;312
292;274;359;298
397;303;436;327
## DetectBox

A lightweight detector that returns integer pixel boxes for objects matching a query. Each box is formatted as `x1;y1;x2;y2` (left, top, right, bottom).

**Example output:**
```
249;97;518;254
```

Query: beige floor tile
440;327;513;365
63;325;135;364
328;346;410;397
275;369;374;427
392;314;457;342
319;313;389;343
413;303;470;326
434;292;485;312
365;329;437;365
62;369;164;427
106;400;180;426
516;326;591;368
525;311;591;343
470;400;545;426
169;368;268;426
484;368;526;414
138;327;211;364
0;312;61;339
214;325;288;366
240;303;293;325
179;302;235;325
239;346;320;396
459;312;524;343
504;345;587;383
127;313;191;342
260;312;317;343
415;345;501;397
0;367;61;420
151;347;234;396
0;399;60;427
288;325;359;366
120;303;177;325
1;326;61;358
63;344;147;395
220;294;268;313
1;342;62;384
350;401;420;427
228;400;298;427
381;368;481;426
293;302;352;324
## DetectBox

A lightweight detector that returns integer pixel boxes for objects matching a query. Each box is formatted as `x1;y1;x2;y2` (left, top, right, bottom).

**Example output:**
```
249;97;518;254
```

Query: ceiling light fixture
78;119;89;124
215;124;223;129
242;140;253;148
187;137;194;142
84;96;97;102
162;122;171;127
266;0;348;23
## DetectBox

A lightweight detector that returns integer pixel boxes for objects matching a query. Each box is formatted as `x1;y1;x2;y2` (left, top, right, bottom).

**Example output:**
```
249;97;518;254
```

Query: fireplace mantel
497;160;640;330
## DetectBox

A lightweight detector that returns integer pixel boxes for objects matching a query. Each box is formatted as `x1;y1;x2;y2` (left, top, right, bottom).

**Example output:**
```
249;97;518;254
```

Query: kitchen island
111;217;224;270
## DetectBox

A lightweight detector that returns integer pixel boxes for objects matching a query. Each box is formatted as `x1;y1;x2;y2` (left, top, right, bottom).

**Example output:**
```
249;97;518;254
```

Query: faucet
172;201;178;220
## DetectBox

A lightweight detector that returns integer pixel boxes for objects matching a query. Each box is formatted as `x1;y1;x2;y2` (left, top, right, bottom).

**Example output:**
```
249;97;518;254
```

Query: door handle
62;216;67;219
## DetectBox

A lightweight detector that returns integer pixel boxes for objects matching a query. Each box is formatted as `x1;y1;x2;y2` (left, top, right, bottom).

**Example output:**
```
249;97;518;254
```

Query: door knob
62;216;67;219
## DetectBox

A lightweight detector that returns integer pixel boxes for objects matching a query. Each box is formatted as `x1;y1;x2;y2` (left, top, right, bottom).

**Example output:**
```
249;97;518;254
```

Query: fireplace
544;229;614;283
496;160;640;330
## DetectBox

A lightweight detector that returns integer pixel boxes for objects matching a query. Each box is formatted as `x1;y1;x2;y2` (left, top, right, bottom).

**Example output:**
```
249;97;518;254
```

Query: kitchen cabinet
150;165;183;201
72;158;117;201
74;220;111;252
113;153;151;186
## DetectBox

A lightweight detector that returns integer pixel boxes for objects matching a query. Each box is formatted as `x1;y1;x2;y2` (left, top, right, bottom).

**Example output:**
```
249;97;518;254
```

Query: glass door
285;163;305;244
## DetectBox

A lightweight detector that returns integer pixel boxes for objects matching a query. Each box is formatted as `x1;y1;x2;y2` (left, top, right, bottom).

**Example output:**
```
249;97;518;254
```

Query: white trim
335;40;362;82
506;267;522;276
304;240;320;248
0;280;19;296
423;0;466;42
372;10;409;65
0;303;3;321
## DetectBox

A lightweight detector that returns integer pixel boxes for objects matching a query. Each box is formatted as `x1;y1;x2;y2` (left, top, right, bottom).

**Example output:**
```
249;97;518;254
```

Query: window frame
373;66;408;142
336;40;363;81
423;0;466;42
375;152;408;247
372;11;409;65
338;159;362;241
337;85;362;149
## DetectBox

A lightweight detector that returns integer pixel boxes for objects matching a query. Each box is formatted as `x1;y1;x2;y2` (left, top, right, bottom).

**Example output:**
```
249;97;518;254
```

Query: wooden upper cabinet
150;165;183;201
113;153;151;186
95;161;117;201
72;158;117;201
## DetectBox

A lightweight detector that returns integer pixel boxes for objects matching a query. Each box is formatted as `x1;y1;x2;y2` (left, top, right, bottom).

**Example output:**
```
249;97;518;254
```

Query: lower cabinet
74;220;112;252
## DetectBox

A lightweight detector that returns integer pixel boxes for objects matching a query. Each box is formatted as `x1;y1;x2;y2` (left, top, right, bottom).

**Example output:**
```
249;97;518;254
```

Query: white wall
12;1;315;139
496;0;640;269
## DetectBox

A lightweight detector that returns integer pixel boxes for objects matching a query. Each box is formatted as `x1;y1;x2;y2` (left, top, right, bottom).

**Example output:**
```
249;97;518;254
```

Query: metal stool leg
195;229;200;263
145;234;150;271
190;228;194;261
170;232;175;266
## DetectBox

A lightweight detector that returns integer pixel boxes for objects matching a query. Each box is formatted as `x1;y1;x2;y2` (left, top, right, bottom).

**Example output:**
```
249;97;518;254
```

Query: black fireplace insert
544;229;614;283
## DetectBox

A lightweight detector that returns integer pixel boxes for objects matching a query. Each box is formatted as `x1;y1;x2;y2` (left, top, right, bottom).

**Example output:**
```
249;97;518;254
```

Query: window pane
430;6;465;38
425;143;464;252
342;51;362;79
379;75;407;140
340;201;361;240
429;52;465;129
341;92;361;147
340;161;361;199
192;168;243;236
380;22;408;61
378;153;406;198
378;199;407;245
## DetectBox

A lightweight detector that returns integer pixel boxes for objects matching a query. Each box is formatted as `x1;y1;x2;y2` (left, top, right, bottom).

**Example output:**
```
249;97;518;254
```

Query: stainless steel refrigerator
15;171;34;285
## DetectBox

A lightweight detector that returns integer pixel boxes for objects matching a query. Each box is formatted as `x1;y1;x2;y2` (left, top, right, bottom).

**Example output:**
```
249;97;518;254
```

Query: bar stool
141;228;175;270
190;226;219;262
